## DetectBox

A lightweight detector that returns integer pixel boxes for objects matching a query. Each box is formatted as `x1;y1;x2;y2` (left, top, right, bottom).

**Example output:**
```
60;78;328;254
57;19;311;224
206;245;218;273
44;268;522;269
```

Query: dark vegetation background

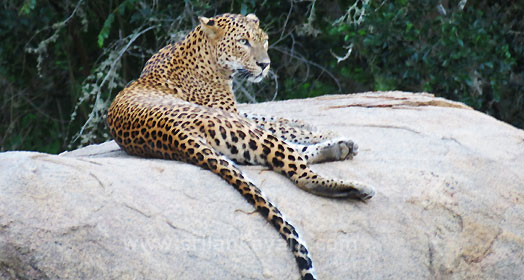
1;0;523;153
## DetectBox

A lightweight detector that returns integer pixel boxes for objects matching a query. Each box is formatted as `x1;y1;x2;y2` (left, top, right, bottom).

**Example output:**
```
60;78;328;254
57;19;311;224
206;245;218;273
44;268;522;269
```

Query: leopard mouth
235;68;264;83
249;73;264;83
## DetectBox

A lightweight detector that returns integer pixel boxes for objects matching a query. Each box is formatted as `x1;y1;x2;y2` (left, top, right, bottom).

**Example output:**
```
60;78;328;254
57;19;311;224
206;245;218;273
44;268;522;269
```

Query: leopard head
199;13;270;83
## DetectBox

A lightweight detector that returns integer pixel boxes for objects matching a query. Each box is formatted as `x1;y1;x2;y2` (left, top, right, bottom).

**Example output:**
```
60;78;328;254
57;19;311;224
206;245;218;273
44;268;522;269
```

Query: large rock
1;92;523;279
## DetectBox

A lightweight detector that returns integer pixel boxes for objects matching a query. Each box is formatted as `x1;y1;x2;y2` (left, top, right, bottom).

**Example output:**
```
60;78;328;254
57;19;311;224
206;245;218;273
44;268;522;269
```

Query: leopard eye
238;39;250;47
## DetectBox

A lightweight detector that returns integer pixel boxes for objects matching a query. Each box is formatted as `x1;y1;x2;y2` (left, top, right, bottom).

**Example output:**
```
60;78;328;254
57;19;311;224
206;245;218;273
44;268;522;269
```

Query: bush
328;0;523;127
1;0;522;153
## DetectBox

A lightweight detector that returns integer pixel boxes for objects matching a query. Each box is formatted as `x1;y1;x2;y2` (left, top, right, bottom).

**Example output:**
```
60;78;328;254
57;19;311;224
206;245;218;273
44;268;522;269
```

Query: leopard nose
256;62;270;70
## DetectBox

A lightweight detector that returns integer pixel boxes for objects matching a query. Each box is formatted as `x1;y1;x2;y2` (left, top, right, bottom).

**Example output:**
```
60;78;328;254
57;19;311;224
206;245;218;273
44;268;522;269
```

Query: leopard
106;13;375;280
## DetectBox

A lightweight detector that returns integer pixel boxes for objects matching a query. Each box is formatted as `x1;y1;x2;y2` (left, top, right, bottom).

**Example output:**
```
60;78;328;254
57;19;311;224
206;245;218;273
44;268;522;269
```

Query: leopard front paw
335;139;358;160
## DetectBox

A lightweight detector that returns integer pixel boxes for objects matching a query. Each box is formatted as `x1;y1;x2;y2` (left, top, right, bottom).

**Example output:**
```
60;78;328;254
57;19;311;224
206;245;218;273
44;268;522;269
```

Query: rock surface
1;91;524;280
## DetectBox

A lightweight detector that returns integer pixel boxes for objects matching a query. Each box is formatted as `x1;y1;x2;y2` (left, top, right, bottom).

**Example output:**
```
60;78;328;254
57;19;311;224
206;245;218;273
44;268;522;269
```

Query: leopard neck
171;26;233;85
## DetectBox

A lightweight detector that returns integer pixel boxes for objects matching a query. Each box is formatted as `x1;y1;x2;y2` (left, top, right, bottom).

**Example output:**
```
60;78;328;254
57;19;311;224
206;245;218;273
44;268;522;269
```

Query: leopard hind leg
197;112;374;199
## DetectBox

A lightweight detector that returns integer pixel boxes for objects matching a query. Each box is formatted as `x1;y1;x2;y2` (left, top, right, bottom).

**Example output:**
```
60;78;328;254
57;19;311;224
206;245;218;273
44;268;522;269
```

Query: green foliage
19;0;36;15
369;2;513;106
1;0;523;153
325;1;523;126
97;0;140;48
98;13;115;48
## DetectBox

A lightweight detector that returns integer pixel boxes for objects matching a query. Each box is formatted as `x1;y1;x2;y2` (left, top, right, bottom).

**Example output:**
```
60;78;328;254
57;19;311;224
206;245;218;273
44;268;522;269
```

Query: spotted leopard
106;13;375;280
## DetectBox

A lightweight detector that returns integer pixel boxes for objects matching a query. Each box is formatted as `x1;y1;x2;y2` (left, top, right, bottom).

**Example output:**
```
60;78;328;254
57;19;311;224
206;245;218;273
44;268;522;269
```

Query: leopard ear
198;16;220;39
246;13;259;25
198;16;213;26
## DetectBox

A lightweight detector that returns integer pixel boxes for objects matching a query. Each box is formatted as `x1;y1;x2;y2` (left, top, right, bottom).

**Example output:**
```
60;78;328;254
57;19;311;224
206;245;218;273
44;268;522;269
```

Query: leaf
97;14;115;48
118;0;139;15
406;22;413;32
19;0;37;15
